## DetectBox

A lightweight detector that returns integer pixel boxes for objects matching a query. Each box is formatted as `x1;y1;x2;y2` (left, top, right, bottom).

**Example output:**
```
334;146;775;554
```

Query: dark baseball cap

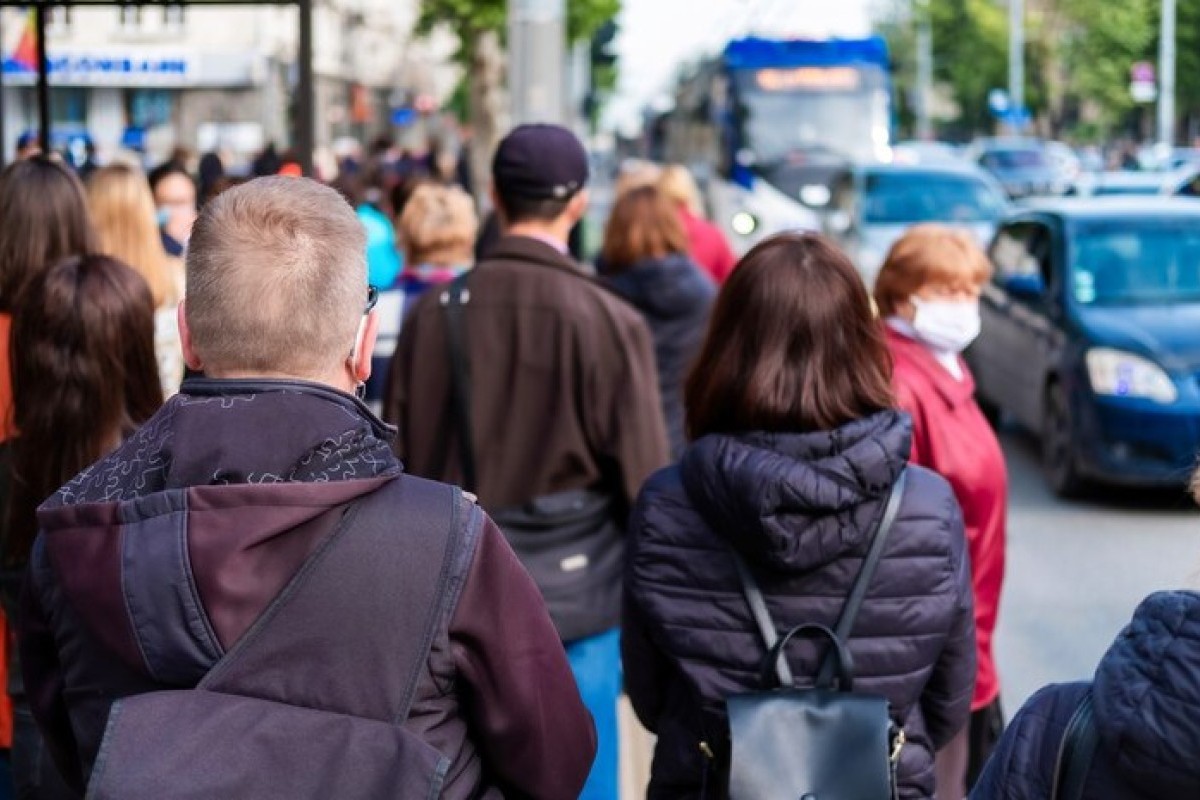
492;124;589;201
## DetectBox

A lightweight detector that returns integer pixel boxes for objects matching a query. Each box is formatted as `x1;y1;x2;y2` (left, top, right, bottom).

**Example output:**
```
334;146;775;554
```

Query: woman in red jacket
874;224;1007;799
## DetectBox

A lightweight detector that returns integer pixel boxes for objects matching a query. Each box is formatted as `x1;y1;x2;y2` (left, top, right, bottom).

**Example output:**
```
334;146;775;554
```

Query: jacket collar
484;234;586;277
885;326;976;408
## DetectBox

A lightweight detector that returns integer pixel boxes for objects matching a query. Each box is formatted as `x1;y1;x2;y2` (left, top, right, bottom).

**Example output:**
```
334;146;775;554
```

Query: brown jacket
384;235;669;511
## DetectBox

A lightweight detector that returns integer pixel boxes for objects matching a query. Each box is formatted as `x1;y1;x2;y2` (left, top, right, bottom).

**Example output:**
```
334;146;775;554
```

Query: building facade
0;1;458;167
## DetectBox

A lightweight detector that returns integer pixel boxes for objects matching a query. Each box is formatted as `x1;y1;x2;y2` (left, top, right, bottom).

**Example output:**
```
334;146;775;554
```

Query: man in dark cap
385;124;669;800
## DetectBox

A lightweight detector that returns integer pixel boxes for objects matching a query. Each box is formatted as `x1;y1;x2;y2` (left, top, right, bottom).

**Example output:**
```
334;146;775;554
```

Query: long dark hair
0;156;96;313
3;255;163;567
685;233;894;439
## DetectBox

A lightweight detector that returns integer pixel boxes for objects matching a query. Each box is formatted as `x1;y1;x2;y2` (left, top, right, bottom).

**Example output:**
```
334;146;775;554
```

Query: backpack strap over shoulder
199;475;467;724
1051;688;1099;800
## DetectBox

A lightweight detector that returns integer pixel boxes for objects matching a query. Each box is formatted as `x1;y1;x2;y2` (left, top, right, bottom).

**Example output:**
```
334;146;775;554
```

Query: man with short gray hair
20;177;596;798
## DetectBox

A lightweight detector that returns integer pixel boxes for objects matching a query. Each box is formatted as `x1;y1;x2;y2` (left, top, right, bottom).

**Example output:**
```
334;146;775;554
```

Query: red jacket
886;326;1006;710
680;210;737;284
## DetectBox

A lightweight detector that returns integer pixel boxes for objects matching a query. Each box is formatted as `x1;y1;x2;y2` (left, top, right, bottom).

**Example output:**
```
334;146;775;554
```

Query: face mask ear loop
348;315;367;368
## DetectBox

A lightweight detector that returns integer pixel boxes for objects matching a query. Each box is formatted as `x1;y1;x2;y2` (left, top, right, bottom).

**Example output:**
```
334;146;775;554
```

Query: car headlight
1085;348;1178;404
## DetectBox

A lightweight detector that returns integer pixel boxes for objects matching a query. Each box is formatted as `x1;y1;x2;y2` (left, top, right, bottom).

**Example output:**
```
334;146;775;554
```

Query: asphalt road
994;425;1200;714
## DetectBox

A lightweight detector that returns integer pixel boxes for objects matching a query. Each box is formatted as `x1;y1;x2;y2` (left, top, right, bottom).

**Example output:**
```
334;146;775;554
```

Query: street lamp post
508;0;566;126
1159;0;1176;147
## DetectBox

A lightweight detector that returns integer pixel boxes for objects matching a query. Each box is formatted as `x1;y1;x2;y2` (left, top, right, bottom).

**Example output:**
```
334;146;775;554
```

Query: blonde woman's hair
615;160;663;199
87;164;179;307
399;184;478;267
658;165;704;216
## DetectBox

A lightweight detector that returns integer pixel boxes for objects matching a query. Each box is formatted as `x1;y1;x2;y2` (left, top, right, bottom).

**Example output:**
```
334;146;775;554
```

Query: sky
607;0;874;133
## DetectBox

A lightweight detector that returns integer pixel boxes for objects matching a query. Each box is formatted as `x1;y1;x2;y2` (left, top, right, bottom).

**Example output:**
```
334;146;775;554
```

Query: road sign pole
1008;0;1024;130
1159;0;1176;146
916;1;933;140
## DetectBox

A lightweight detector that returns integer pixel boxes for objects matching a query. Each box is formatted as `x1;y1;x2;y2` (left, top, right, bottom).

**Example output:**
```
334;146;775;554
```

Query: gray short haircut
185;177;366;377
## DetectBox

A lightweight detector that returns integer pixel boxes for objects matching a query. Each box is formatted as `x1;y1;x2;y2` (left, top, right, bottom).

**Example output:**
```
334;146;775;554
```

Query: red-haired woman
1;255;163;797
875;224;1008;797
622;233;976;799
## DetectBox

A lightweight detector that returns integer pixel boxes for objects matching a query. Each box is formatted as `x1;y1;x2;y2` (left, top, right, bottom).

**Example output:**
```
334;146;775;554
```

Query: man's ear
178;300;204;372
567;189;590;224
352;311;380;383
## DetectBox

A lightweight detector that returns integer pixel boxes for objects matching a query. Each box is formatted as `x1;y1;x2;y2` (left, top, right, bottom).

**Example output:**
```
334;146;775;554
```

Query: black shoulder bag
726;469;909;800
440;275;625;643
1050;690;1099;800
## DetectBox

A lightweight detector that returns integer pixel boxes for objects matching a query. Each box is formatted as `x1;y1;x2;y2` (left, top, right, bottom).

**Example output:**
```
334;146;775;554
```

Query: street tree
418;0;620;200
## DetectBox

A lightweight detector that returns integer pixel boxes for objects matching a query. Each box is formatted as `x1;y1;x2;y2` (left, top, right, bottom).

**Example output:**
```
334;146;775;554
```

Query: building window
119;6;142;31
50;88;88;126
164;4;185;31
48;8;72;35
127;89;174;129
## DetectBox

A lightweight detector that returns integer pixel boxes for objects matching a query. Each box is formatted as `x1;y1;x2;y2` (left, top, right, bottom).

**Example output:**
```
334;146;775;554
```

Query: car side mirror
1003;273;1045;300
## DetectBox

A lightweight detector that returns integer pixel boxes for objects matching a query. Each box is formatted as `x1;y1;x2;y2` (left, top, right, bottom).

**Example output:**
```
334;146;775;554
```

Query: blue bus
662;36;893;251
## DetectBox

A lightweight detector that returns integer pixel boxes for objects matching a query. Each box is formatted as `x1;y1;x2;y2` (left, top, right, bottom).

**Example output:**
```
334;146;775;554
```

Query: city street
995;425;1200;711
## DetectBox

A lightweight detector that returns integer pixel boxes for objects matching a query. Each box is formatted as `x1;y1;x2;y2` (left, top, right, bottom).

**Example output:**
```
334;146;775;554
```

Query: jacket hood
1093;590;1200;794
679;410;910;572
37;379;403;686
603;254;715;321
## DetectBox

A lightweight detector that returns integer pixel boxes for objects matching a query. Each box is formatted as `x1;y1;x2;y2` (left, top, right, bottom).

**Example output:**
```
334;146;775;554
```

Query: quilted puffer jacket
622;409;977;799
972;590;1200;800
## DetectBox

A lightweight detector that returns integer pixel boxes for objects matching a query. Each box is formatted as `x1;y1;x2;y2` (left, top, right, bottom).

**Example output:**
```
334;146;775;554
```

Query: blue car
966;197;1200;496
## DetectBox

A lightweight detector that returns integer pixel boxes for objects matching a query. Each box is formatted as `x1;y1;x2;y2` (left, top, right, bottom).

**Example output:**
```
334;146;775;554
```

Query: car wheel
1043;382;1088;498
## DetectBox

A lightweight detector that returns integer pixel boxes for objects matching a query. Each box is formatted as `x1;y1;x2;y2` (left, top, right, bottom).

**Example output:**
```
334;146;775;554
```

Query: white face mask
910;297;981;353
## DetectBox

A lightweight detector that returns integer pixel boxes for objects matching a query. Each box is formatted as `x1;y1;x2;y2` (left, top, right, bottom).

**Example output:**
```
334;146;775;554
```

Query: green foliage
418;0;619;58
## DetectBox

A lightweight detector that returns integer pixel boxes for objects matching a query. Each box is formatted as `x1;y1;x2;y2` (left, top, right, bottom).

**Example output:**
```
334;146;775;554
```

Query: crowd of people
0;120;1195;800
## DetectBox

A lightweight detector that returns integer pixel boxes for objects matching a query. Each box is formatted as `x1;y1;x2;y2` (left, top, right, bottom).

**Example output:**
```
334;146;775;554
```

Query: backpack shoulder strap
439;273;477;493
1051;688;1099;800
200;475;468;724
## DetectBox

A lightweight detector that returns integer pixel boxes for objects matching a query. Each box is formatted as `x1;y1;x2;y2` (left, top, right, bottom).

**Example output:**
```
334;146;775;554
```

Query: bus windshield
733;65;889;165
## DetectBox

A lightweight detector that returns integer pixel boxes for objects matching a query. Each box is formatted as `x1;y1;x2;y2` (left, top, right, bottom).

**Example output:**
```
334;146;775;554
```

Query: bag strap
440;273;477;493
200;475;464;725
733;468;908;689
1051;690;1099;800
816;468;908;687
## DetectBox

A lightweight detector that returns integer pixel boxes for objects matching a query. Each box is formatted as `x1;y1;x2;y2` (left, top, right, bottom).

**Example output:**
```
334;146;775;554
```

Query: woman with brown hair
87;163;186;396
0;156;97;438
1;254;162;798
622;233;976;799
600;185;714;458
874;224;1007;797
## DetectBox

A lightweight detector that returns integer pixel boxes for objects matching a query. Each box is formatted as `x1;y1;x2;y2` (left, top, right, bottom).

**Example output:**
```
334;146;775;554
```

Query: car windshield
980;149;1048;170
1071;223;1200;306
863;173;1006;224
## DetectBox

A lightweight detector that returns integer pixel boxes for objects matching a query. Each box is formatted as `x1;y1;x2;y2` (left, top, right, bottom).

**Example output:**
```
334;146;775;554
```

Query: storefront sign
2;49;196;87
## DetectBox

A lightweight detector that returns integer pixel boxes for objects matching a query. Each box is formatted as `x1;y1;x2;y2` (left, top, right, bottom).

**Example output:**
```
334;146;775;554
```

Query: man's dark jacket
622;410;976;799
383;235;670;511
972;590;1200;800
603;253;715;460
19;380;595;799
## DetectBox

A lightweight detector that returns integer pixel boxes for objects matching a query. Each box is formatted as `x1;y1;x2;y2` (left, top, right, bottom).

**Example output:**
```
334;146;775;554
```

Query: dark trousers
12;706;76;800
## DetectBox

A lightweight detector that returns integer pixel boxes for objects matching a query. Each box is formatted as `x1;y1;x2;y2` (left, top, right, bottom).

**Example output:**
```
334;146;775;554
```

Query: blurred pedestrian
88;164;187;396
197;151;225;205
874;224;1007;797
365;183;477;412
0;156;97;799
1;254;162;800
599;185;715;458
252;142;281;178
18;177;595;799
973;535;1200;799
659;165;738;284
147;161;197;257
13;133;39;161
333;172;402;291
622;232;975;799
387;124;669;800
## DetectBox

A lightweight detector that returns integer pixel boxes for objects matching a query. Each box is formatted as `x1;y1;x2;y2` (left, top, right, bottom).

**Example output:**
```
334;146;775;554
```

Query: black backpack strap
734;469;907;688
439;274;477;493
1051;689;1099;800
200;475;466;724
816;468;908;687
